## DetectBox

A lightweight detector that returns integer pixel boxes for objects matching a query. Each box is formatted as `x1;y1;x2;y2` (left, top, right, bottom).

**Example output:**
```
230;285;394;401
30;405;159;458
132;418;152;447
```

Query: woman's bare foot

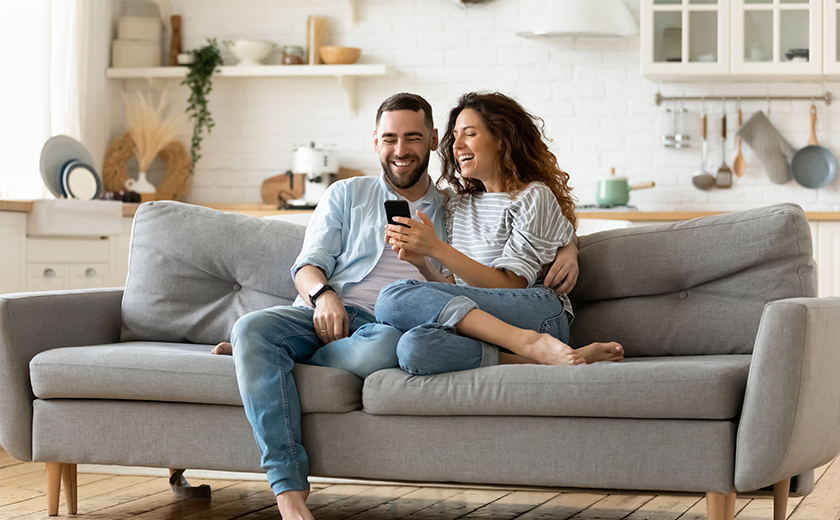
577;342;624;364
211;342;232;355
276;489;313;520
519;331;584;366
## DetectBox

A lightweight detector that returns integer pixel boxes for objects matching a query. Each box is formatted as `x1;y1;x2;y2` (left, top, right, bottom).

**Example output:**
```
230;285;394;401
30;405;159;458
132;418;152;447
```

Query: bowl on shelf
319;46;361;65
224;39;275;66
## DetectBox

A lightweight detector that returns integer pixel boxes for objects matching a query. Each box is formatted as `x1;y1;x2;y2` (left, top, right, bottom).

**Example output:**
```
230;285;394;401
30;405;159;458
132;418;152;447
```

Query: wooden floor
2;448;839;520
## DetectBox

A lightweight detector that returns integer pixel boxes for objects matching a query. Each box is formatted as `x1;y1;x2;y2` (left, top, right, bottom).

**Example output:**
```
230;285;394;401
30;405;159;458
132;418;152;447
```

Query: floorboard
2;446;839;519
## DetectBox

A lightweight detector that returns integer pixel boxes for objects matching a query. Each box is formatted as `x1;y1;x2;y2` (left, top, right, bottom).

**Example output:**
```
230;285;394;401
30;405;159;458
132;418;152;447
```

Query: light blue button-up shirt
290;173;448;308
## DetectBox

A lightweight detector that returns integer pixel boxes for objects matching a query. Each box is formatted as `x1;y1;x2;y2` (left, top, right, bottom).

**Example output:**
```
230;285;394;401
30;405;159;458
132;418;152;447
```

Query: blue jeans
375;279;570;375
231;304;402;495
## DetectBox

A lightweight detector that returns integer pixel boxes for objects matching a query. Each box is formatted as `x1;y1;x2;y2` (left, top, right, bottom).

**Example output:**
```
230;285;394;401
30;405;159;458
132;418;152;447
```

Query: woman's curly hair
437;92;577;229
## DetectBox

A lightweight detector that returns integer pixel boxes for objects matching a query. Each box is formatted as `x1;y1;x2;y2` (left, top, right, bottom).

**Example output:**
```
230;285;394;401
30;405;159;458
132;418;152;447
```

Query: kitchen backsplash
111;0;840;211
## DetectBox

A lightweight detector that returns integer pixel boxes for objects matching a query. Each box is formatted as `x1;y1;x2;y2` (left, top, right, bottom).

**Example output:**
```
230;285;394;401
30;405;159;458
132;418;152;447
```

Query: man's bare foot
577;342;624;364
211;342;232;355
520;331;584;366
276;489;313;520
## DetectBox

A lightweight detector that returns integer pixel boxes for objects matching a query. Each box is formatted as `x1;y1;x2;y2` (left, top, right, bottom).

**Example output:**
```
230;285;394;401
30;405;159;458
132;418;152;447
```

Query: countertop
2;200;839;221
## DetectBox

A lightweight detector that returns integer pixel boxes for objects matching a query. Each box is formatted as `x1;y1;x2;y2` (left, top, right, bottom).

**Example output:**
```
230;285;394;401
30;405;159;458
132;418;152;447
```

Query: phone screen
384;200;411;227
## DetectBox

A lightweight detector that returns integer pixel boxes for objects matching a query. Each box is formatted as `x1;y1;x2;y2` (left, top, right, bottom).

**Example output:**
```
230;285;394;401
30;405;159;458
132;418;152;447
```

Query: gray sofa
2;201;839;520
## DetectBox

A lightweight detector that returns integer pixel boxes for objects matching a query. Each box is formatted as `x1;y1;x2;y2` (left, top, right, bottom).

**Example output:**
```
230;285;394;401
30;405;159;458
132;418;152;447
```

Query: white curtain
50;0;90;142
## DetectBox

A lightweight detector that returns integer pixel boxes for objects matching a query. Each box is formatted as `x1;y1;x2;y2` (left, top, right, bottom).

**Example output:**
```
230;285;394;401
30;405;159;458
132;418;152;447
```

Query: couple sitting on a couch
213;91;623;520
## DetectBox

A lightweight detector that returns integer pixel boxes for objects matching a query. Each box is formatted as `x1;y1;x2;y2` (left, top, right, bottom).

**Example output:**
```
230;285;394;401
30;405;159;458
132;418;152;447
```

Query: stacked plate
39;135;102;200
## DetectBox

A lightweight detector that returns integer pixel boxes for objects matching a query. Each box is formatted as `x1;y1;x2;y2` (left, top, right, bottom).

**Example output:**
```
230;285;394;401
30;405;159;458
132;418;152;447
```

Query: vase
125;172;156;203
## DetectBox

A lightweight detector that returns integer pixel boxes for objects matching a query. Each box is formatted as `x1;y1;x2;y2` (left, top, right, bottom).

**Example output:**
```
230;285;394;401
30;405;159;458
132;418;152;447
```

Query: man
224;93;579;520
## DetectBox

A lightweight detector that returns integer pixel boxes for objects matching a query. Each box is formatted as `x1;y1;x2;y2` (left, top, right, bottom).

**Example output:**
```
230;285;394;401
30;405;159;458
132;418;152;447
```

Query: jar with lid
282;46;304;65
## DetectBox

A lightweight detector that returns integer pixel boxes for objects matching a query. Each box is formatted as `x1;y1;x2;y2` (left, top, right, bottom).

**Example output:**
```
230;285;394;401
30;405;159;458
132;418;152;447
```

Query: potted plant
182;38;223;168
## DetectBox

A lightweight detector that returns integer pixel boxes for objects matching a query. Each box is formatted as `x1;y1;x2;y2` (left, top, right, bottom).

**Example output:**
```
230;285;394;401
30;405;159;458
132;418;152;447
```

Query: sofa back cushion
570;204;816;356
121;201;305;344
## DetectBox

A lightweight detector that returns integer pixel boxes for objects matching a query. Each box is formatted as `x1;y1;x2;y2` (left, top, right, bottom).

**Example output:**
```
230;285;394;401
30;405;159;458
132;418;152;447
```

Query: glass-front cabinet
642;0;731;77
825;0;840;74
732;0;822;75
642;0;826;78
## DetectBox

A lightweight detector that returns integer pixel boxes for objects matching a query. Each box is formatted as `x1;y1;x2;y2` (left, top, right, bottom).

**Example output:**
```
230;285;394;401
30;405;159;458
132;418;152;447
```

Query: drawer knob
85;268;97;277
43;268;56;278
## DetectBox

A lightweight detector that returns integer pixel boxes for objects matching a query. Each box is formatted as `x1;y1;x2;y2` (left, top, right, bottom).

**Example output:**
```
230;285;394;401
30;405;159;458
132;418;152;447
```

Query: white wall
105;0;840;211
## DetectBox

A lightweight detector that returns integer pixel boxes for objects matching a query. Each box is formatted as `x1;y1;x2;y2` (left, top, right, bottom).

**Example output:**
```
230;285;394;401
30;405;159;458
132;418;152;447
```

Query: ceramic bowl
225;39;275;66
319;46;361;65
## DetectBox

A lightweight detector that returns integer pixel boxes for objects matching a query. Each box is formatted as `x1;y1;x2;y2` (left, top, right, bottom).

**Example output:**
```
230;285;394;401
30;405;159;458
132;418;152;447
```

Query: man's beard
382;148;431;190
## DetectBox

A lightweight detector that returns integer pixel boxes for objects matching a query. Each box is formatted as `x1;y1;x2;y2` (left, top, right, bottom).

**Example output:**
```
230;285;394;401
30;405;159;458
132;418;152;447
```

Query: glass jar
282;46;305;65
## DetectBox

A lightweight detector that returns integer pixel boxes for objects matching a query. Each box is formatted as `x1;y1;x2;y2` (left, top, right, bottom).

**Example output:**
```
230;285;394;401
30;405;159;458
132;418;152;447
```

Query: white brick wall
110;0;840;210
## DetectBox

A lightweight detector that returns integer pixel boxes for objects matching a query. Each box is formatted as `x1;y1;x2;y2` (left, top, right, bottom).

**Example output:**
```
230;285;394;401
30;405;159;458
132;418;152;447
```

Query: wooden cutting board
260;168;366;207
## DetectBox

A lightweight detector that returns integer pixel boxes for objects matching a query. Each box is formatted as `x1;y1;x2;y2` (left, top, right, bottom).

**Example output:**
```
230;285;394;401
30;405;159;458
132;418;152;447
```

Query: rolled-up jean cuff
436;295;479;329
480;342;500;367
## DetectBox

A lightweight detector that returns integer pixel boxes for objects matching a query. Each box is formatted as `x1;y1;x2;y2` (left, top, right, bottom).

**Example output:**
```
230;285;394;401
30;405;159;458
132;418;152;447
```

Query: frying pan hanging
790;104;837;189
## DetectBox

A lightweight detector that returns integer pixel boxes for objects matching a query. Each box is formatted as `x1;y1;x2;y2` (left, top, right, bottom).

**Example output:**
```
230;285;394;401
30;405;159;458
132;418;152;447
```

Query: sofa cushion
363;355;751;420
121;201;306;345
29;343;362;414
570;204;816;356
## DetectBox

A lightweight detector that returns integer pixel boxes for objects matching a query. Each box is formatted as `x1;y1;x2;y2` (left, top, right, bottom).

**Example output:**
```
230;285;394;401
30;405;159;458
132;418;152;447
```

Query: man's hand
544;240;579;295
313;291;349;344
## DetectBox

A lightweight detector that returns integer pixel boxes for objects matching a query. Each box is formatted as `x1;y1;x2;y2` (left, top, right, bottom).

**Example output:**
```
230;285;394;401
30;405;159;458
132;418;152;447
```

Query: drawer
70;263;110;290
27;263;69;292
27;237;110;263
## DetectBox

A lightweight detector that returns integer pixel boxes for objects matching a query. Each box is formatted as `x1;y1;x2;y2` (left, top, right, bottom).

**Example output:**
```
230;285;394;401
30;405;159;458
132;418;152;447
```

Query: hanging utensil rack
655;92;832;106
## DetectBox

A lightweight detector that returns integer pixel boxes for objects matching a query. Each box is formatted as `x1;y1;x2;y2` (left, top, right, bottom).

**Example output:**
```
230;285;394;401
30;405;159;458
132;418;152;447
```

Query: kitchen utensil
224;39;275;66
692;112;715;190
319;46;361;65
736;111;794;184
790;104;837;189
39;135;97;198
595;168;655;206
733;109;746;177
169;16;182;66
715;112;732;188
61;160;101;200
287;142;339;207
307;16;326;65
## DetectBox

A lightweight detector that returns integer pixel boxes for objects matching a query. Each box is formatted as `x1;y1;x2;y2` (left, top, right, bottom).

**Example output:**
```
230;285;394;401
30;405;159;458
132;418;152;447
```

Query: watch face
309;283;325;298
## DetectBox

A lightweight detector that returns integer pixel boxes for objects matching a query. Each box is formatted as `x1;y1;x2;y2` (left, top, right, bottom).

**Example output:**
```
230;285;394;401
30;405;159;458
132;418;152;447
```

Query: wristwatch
308;282;335;306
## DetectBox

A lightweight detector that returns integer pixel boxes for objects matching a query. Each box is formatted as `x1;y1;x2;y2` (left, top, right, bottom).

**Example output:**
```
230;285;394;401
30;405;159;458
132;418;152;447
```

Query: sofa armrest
0;288;123;462
735;297;840;492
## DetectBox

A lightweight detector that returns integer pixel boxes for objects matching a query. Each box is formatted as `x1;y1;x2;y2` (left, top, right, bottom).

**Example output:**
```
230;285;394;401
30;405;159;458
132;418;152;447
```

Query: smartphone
384;200;411;227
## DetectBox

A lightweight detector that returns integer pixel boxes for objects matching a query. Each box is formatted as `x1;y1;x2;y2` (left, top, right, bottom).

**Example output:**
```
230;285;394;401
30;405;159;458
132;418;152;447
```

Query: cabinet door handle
85;268;97;277
43;268;56;278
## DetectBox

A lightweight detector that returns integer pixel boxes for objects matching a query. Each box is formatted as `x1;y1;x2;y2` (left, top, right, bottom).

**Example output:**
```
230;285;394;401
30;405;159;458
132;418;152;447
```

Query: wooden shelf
106;64;397;115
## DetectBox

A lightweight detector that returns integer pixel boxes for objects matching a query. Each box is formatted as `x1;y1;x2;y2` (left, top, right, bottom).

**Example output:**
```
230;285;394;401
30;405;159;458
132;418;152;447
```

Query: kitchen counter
3;200;840;221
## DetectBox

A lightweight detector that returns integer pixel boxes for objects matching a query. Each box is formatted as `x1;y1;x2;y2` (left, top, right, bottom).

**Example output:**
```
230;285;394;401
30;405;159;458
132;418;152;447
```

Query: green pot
596;178;655;206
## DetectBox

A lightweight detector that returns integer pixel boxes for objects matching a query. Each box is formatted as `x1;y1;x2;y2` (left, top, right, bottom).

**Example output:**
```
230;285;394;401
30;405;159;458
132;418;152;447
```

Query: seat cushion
363;355;751;420
29;342;362;414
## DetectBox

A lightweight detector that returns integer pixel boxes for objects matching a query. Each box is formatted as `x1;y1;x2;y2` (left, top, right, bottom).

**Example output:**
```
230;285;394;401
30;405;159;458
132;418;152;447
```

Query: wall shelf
106;64;397;115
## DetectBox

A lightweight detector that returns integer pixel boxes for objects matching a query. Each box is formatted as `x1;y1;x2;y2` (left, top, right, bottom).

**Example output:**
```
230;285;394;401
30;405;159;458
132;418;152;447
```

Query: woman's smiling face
452;108;502;191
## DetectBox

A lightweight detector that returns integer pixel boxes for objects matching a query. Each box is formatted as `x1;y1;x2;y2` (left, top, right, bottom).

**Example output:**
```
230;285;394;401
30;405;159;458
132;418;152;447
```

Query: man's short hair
376;93;434;131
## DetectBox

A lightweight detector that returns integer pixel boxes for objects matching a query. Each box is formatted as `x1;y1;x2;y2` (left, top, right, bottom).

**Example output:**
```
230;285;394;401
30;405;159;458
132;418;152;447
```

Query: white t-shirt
340;198;430;315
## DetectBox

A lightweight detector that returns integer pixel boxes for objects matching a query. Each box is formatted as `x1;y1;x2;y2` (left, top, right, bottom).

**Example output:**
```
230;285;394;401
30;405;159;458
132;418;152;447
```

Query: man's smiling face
374;109;438;192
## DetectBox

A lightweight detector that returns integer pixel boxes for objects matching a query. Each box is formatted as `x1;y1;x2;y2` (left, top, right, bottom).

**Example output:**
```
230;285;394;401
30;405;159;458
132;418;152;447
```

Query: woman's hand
385;211;444;259
543;240;579;295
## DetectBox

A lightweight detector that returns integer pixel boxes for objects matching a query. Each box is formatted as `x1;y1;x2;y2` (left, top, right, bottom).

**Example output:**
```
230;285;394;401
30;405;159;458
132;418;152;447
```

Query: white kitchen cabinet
0;211;27;294
26;237;113;292
732;0;822;76
824;0;840;73
642;0;826;79
817;222;840;297
642;0;732;78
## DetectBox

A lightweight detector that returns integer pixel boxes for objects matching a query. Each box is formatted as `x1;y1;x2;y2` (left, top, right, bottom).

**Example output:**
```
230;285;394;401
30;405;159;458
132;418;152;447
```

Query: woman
376;92;622;375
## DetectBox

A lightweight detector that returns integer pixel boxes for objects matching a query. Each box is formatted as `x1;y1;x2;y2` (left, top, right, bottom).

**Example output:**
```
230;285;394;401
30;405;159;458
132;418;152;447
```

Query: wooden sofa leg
46;463;63;516
706;491;736;520
62;464;78;514
774;477;791;520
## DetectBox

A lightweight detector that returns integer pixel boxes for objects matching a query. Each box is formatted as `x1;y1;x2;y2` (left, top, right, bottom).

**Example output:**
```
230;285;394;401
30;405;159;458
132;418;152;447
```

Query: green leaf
181;38;223;170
